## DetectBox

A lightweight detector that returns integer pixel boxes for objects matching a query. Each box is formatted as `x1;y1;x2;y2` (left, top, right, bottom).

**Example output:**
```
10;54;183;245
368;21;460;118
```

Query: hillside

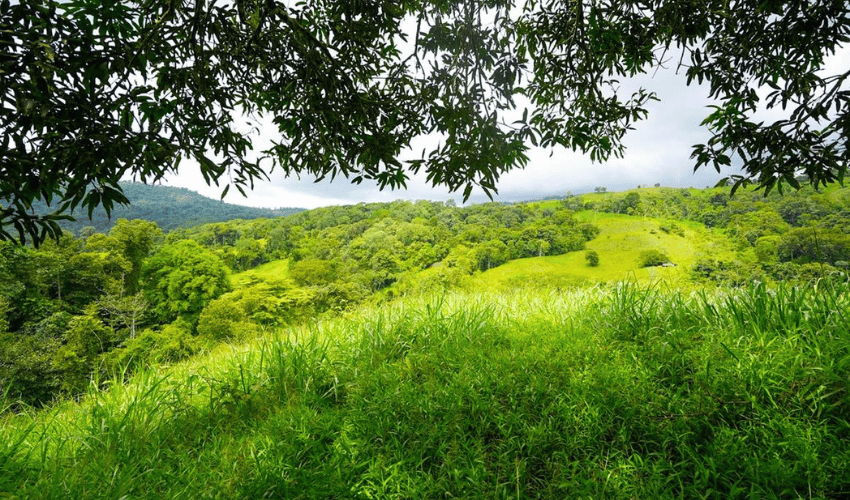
3;184;850;497
469;212;731;288
31;181;305;235
2;285;849;498
5;184;850;409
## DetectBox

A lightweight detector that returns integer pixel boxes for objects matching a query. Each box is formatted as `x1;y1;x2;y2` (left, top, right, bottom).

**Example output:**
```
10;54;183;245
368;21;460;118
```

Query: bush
579;223;601;241
409;267;472;294
659;223;684;237
197;296;254;342
767;261;843;284
638;249;669;267
289;259;338;286
0;331;62;408
691;259;765;287
233;285;286;326
104;318;201;372
754;235;781;264
53;313;114;394
312;282;370;313
585;250;599;267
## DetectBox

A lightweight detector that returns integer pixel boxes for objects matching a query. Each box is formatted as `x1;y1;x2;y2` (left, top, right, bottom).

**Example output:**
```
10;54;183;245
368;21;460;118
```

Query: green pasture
230;258;290;288
474;211;738;289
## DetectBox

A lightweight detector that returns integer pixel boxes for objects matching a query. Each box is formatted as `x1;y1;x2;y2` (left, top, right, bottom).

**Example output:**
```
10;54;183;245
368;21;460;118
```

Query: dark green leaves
2;0;848;246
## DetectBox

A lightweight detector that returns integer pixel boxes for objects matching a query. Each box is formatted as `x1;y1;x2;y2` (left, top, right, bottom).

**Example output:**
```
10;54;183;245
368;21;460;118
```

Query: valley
1;184;849;498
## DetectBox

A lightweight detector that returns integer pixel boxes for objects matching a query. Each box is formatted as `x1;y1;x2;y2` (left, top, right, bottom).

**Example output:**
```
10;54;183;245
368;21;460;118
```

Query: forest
30;181;304;235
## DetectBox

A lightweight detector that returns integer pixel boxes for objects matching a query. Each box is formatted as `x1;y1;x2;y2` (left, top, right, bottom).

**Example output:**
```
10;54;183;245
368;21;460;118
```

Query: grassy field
230;258;290;287
2;283;849;498
474;211;740;289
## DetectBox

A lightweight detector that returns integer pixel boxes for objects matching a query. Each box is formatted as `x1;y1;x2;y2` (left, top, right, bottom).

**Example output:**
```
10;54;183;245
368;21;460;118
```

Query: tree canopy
141;240;230;323
3;0;848;244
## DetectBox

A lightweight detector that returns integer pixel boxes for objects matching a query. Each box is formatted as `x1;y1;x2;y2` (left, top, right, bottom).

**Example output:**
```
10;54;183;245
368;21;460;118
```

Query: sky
155;46;850;211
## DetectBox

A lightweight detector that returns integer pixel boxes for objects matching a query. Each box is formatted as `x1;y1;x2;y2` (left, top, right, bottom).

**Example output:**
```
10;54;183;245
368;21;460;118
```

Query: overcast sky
154;48;850;210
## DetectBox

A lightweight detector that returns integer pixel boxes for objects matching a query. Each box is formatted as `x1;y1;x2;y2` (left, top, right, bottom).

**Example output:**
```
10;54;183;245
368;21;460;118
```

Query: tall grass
1;283;848;498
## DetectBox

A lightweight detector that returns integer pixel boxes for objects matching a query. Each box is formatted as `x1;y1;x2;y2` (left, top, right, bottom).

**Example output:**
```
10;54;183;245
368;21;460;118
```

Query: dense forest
30;181;304;235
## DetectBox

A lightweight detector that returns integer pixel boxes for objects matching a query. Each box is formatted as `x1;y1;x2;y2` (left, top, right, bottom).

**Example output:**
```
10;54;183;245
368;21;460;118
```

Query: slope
473;211;738;288
3;285;848;498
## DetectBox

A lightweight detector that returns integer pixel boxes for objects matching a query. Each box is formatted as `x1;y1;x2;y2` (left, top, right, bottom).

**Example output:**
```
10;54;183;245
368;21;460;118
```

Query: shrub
658;223;684;237
754;235;781;264
53;313;114;394
579;223;601;241
692;259;764;286
312;282;370;313
233;285;286;326
197;296;252;342
104;318;201;371
289;259;338;286
0;331;62;408
638;249;669;267
585;250;599;267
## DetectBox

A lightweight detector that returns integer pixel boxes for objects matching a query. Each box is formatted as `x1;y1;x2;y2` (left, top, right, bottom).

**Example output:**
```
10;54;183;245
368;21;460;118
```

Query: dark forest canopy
2;0;849;244
30;181;305;235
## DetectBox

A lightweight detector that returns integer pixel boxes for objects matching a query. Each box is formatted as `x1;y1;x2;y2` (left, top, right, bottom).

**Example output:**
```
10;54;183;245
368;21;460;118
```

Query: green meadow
472;211;737;289
2;283;849;498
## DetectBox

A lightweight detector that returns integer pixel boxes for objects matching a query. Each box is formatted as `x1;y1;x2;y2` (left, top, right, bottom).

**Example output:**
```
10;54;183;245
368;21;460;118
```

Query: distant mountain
32;182;305;235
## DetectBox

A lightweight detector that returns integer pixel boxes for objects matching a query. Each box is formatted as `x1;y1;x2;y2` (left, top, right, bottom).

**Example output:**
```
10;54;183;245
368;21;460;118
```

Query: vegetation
2;283;849;498
6;184;850;406
4;0;848;244
2;184;850;496
0;196;600;408
568;184;850;285
639;249;670;268
31;182;304;236
5;184;850;407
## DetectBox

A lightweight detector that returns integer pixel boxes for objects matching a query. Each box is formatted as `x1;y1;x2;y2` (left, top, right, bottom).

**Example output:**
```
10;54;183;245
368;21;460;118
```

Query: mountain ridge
32;181;306;235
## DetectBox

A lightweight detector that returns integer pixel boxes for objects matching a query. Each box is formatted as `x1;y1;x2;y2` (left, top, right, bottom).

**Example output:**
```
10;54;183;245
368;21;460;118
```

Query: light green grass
2;283;849;498
475;211;738;289
230;258;290;287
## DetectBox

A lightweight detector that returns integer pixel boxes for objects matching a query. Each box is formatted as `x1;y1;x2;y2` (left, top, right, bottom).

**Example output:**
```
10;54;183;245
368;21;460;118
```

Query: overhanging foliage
2;0;848;244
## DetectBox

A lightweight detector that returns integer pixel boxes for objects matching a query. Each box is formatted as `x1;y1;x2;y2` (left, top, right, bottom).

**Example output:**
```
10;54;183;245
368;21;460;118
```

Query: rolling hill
471;211;738;289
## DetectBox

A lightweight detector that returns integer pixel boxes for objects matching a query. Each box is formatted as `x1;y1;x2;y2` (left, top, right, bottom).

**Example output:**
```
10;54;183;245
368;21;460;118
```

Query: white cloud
159;74;728;208
157;47;849;209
